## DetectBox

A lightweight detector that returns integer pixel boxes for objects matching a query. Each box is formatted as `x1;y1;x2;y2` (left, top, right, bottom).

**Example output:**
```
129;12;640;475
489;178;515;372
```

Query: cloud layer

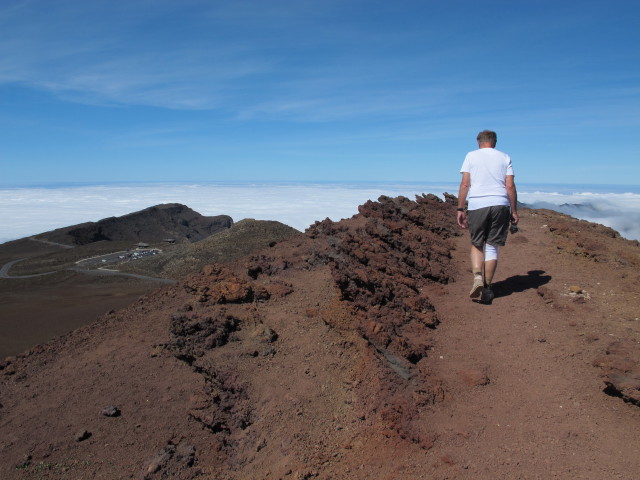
518;190;640;242
1;183;639;244
0;182;456;243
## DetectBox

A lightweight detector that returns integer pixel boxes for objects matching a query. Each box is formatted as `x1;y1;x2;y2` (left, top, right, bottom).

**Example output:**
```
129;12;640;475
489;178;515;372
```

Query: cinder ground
0;272;160;358
1;197;639;479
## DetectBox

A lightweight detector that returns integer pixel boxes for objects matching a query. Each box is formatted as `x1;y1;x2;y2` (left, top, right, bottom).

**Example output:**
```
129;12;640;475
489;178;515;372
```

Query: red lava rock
308;194;457;366
457;369;490;386
537;285;555;303
201;264;223;276
246;255;291;279
168;312;241;359
595;340;640;405
305;307;319;318
266;282;294;298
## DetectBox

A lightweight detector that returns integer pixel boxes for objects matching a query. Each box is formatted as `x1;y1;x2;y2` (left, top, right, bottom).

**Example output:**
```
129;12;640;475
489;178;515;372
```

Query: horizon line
2;180;640;190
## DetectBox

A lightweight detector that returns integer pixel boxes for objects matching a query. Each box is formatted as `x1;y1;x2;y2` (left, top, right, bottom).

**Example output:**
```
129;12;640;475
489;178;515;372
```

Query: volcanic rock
594;340;640;405
101;405;121;417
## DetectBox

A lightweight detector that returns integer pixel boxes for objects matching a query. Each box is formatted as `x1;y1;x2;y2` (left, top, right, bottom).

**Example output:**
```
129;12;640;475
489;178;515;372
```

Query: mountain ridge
34;203;233;246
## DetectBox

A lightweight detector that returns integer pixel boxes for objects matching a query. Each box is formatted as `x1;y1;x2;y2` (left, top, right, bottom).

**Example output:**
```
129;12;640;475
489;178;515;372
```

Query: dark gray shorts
467;205;511;247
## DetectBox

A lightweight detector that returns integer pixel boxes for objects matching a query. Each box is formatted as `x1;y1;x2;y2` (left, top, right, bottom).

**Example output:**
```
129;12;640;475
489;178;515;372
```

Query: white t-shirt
460;148;514;211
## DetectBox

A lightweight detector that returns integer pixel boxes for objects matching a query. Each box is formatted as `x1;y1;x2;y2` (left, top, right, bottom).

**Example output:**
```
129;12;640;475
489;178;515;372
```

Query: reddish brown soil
0;273;160;358
1;195;639;479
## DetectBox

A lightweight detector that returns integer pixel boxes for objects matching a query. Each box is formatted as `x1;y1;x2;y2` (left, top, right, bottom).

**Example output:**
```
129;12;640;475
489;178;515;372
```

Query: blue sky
1;0;638;186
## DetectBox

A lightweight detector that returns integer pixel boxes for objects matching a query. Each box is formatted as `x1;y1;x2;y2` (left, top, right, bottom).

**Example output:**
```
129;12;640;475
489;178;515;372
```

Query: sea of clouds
517;189;640;241
1;182;639;244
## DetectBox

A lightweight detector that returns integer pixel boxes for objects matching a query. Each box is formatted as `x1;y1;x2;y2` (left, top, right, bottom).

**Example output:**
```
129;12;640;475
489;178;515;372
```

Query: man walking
457;130;518;303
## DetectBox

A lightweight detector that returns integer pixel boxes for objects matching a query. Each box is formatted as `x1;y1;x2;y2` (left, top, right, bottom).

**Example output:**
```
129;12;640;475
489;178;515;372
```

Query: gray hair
476;130;497;146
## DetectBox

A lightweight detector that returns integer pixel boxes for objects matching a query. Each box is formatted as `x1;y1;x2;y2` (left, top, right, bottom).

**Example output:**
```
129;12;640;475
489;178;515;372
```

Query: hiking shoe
481;286;495;304
469;275;484;299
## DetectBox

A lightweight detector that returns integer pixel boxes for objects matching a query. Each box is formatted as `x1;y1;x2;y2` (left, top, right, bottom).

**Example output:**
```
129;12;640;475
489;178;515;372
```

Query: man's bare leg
469;245;484;298
484;259;498;286
470;244;484;275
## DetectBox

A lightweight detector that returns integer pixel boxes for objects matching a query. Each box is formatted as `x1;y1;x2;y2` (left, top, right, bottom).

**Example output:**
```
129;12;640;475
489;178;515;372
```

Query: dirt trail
420;210;640;479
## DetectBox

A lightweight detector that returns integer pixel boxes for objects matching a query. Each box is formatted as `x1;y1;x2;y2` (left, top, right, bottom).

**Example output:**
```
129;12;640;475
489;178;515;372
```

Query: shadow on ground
493;270;551;298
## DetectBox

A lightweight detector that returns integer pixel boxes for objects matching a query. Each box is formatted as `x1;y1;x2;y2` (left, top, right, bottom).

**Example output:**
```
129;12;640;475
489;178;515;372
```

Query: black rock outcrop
35;203;232;245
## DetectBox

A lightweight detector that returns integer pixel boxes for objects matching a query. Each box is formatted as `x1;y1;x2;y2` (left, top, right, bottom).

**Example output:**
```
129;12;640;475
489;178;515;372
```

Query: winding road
0;258;176;284
28;237;75;249
0;259;56;279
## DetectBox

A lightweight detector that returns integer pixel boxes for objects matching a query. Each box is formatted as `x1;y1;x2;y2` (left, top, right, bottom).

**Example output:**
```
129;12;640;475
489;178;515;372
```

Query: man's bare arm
458;172;470;207
506;175;519;223
457;172;471;228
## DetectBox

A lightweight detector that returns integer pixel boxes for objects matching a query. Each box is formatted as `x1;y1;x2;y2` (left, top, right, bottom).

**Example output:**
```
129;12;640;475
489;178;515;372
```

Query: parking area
75;249;162;269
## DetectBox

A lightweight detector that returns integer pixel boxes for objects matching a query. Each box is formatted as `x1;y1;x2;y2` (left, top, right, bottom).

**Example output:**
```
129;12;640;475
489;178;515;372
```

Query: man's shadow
492;270;551;298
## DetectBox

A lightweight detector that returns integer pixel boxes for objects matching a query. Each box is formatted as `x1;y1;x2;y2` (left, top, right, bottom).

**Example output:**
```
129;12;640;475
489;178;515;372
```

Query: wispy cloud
0;0;534;119
0;1;280;109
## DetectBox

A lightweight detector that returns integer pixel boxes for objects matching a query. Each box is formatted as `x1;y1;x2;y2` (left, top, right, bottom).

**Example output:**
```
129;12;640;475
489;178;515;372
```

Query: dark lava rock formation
35;203;232;245
307;194;458;371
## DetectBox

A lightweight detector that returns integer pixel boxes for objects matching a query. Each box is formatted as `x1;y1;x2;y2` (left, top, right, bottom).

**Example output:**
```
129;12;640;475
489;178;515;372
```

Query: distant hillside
35;203;232;246
117;218;300;278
